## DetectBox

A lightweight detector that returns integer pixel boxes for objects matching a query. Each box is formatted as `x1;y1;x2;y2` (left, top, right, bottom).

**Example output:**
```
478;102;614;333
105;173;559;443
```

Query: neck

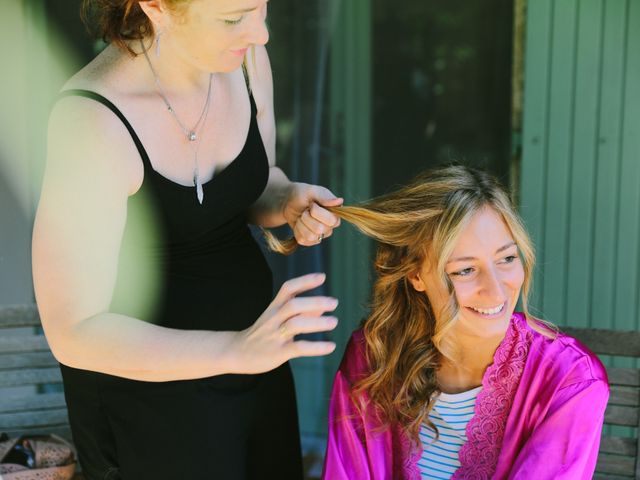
134;37;212;96
437;326;507;393
453;326;506;365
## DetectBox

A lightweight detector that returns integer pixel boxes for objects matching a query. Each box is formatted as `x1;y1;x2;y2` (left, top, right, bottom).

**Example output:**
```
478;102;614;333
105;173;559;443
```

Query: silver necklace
141;40;213;204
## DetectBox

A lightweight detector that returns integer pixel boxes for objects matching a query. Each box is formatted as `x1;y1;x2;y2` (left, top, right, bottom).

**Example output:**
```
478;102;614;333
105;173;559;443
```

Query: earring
155;31;163;58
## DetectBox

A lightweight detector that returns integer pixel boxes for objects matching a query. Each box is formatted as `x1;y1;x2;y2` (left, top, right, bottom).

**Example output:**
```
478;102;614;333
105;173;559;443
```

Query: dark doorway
372;0;514;194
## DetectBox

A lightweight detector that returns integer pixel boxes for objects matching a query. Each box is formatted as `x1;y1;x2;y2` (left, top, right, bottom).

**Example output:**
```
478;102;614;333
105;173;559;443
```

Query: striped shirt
418;386;482;479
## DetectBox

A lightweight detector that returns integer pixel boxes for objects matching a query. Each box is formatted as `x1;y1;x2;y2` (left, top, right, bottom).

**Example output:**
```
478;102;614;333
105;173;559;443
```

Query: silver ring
318;233;325;243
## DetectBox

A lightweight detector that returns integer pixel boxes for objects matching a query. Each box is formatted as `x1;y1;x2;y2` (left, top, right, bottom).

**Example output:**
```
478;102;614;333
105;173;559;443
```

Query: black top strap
57;84;258;166
57;89;152;169
241;63;258;116
248;89;258;116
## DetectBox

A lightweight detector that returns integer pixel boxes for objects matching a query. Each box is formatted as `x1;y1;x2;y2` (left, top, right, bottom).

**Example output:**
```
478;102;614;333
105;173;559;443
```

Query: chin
210;63;238;74
459;312;512;338
223;59;246;74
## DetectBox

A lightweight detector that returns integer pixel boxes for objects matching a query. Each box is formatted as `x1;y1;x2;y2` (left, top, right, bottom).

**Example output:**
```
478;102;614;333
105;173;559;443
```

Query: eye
224;16;244;25
500;255;518;264
450;267;474;277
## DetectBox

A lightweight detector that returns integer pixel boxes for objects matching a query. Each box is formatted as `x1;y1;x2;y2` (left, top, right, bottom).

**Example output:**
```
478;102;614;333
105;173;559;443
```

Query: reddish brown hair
81;0;187;55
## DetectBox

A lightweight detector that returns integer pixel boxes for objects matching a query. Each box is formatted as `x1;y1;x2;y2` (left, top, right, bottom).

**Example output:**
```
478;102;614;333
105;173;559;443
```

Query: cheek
182;23;231;52
451;281;477;306
504;264;525;292
423;280;451;318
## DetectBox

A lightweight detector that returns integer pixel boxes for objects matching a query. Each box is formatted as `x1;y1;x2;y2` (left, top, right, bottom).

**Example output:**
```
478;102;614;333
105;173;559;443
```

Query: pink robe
323;313;609;479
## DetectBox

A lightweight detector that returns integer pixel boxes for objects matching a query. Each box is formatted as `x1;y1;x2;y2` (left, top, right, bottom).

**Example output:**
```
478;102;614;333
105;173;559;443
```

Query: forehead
189;0;259;13
450;206;514;256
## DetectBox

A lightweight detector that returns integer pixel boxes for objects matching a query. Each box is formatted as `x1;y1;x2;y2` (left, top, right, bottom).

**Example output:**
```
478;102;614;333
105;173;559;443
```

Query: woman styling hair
313;165;608;479
32;1;342;478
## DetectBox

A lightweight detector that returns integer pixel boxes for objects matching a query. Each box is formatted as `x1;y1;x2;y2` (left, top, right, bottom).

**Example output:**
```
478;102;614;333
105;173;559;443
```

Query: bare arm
33;96;336;382
246;45;343;244
245;44;292;227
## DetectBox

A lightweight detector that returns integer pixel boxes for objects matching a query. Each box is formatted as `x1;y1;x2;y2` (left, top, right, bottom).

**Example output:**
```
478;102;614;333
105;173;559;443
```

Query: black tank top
58;87;272;351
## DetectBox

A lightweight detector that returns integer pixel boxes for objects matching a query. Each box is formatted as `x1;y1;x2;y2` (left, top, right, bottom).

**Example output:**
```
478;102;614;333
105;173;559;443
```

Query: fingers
287;185;342;247
267;273;340;362
278;296;339;320
287;340;337;358
311;186;344;208
294;215;331;246
241;270;342;372
280;315;338;338
271;273;330;309
294;203;341;246
309;202;340;229
273;273;325;303
301;210;335;238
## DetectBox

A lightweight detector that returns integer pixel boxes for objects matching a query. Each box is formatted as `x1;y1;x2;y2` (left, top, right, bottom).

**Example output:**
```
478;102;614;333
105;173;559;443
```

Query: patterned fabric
322;313;609;480
418;387;481;479
452;318;530;479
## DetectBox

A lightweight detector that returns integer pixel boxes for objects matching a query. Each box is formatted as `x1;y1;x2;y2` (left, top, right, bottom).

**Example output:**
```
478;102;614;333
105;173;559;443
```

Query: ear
407;271;426;292
138;0;169;29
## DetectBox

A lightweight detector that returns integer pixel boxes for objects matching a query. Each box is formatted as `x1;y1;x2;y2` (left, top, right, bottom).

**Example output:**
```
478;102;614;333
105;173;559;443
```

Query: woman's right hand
227;273;339;374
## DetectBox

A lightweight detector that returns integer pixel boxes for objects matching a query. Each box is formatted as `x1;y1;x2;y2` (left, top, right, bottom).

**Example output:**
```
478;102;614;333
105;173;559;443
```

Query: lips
230;47;249;57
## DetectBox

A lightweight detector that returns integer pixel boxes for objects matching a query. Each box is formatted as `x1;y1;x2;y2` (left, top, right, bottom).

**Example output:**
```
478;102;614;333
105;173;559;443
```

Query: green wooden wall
297;0;640;443
291;0;372;441
520;0;640;344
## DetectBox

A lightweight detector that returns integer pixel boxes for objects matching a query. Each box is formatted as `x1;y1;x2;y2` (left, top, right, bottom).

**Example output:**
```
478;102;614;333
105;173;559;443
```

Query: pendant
194;171;204;205
188;131;197;142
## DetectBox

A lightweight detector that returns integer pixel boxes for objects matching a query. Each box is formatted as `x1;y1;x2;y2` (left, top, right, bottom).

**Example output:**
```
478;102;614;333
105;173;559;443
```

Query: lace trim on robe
395;315;532;479
451;314;532;479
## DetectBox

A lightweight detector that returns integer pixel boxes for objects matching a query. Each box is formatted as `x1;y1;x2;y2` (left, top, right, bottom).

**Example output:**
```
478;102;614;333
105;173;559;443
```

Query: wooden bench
0;304;72;442
563;327;640;480
2;305;638;478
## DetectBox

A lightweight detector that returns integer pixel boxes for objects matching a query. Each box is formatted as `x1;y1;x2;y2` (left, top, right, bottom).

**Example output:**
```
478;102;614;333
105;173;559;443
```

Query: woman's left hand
283;183;343;246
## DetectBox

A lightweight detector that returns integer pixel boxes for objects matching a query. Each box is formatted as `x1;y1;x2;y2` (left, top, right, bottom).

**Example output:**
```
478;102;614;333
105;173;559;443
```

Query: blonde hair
266;164;552;441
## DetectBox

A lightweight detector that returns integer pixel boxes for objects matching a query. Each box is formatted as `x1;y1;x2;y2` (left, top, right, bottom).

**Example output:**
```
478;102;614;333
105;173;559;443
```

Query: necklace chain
141;41;212;142
141;39;212;204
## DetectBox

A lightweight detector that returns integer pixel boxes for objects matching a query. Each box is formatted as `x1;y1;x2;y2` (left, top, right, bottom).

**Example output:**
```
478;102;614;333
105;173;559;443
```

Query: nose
248;8;269;46
255;20;269;46
478;267;506;304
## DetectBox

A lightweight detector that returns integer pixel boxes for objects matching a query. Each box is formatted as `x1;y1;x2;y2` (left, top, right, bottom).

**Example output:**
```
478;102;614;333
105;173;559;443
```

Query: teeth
470;303;505;315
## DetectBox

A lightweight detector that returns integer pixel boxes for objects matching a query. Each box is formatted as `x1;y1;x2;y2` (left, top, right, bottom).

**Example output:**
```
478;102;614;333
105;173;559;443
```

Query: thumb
311;186;344;207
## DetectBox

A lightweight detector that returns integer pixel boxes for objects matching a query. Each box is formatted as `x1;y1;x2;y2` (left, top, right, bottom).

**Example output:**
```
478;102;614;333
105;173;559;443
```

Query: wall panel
565;0;602;328
541;0;579;323
520;0;553;311
591;0;628;331
521;0;640;337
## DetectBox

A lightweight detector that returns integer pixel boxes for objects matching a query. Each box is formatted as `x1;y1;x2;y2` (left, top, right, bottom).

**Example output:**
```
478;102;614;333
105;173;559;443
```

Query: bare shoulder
242;45;275;164
49;45;145;196
245;44;274;115
48;92;143;196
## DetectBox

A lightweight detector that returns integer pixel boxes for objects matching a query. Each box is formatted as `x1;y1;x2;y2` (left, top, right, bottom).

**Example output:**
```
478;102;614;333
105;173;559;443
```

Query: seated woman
320;165;608;479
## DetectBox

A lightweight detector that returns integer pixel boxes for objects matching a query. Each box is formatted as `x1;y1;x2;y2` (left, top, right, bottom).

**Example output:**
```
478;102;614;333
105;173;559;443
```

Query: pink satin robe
322;313;609;479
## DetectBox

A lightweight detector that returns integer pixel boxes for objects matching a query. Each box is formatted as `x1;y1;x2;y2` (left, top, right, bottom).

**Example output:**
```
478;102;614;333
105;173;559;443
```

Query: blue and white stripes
418;386;481;479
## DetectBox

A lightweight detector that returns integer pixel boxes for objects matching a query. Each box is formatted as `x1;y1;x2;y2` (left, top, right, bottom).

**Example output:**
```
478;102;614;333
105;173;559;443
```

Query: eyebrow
446;241;517;264
221;1;267;15
221;6;257;14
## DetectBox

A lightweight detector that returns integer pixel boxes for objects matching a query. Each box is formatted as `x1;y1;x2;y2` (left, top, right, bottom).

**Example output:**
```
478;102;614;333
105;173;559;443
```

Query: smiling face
143;0;270;73
410;205;525;340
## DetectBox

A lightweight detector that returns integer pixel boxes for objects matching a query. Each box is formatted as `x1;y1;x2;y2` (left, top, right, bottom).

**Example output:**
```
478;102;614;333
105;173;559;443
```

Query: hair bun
81;0;154;54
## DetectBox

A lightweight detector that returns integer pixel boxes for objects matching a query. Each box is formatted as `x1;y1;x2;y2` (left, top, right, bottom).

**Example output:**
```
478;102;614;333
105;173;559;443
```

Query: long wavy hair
266;164;546;441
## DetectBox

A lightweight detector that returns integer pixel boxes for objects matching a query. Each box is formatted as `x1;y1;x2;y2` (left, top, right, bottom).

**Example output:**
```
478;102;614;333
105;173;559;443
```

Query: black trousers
61;363;303;480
